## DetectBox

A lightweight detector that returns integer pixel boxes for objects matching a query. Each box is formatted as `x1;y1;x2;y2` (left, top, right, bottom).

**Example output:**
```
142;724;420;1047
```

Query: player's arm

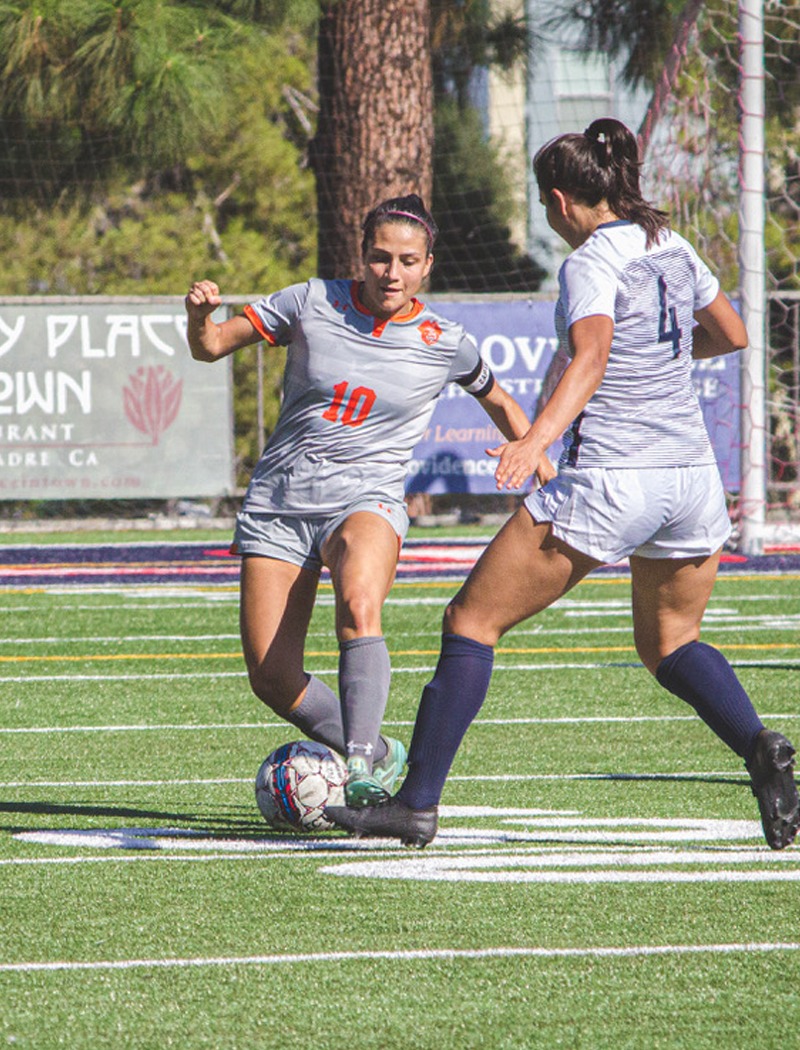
185;280;262;362
476;378;529;441
489;314;612;491
692;290;748;360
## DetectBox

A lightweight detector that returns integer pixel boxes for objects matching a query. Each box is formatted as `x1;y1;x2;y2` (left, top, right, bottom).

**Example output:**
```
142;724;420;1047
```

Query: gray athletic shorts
232;498;410;573
524;463;732;563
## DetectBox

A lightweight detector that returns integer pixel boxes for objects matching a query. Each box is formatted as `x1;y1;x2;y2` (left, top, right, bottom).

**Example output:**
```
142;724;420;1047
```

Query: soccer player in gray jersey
186;194;540;808
328;122;800;850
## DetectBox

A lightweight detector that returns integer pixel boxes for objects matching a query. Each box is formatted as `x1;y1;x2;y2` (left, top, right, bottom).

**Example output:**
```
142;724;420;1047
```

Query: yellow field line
0;652;245;664
3;573;799;599
387;574;800;587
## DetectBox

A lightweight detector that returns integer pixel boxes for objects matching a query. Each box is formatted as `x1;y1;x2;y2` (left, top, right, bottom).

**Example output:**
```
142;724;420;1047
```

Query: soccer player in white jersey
328;120;800;849
185;194;540;808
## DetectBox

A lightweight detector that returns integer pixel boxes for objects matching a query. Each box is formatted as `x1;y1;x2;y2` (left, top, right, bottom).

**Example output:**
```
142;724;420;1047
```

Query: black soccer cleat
746;729;800;850
325;797;438;848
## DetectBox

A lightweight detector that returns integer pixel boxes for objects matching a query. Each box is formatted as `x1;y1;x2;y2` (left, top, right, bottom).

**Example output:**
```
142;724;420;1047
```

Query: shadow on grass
583;772;745;787
0;799;271;837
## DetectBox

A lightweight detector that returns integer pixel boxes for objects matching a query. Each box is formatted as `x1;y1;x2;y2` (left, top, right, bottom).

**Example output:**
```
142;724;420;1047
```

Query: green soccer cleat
372;736;408;794
344;755;391;808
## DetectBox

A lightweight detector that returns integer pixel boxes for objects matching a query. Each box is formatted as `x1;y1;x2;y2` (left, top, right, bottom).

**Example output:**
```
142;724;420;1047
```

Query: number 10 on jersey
322;381;376;427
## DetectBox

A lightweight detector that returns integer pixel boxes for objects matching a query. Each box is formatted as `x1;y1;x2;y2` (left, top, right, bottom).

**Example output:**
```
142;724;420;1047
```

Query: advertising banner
406;299;741;495
0;301;233;500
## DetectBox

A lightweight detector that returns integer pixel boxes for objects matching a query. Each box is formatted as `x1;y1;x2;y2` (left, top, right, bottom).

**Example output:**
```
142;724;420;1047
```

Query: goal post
737;0;767;556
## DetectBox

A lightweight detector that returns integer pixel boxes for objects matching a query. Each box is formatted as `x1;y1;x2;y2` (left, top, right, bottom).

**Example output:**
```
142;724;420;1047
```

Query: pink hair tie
385;210;435;244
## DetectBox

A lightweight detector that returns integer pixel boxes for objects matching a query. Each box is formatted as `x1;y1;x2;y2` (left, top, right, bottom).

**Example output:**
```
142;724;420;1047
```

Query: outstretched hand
487;432;555;490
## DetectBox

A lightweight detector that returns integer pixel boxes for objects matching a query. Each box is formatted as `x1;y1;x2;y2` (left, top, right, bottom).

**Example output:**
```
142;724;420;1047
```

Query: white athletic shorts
232;498;409;573
524;463;732;563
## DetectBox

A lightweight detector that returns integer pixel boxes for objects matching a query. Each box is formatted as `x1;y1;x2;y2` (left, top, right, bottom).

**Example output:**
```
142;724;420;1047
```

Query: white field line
0;591;796;616
0;770;753;789
1;658;798;685
0;670;254;683
0;853;361;868
0;777;250;787
0;602;241;613
4;712;800;735
0;634;243;645
3;616;799;646
5;819;768;856
326;868;800;885
1;942;799;975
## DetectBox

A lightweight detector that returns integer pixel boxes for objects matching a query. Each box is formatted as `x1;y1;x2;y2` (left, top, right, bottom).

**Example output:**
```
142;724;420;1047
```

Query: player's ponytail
361;194;438;257
534;117;669;248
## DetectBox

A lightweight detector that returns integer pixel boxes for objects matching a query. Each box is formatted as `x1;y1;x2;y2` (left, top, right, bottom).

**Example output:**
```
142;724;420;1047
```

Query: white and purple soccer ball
255;740;347;832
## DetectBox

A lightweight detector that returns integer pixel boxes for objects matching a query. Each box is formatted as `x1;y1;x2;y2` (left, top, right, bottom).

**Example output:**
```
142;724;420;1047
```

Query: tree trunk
312;0;433;278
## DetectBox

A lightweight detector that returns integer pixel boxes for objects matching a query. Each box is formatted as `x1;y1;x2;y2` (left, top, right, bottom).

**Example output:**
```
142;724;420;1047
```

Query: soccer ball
255;740;347;832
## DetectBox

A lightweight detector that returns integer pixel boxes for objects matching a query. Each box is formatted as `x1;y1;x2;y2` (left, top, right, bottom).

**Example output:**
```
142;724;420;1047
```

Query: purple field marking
0;539;798;586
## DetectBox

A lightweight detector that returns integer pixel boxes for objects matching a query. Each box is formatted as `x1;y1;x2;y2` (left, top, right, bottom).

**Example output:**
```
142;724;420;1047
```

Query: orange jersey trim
350;281;426;337
243;304;278;345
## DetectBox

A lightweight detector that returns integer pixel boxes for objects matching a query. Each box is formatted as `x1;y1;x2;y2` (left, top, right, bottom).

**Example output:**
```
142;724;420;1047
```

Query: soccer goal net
0;1;796;545
483;0;799;550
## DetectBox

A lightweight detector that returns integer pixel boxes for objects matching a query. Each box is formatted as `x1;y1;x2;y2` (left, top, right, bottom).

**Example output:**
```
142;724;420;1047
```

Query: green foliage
0;3;317;292
0;1;317;487
431;0;531;103
431;100;544;293
0;0;545;493
548;0;693;88
184;39;316;289
766;117;800;293
0;0;320;186
217;0;319;29
428;2;544;292
0;0;244;180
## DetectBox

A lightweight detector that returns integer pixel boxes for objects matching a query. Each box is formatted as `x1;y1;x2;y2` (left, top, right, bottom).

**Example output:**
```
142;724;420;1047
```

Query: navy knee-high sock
397;633;494;809
655;640;764;759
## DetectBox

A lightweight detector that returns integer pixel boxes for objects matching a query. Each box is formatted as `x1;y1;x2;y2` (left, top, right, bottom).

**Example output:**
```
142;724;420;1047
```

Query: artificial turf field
1;538;799;1048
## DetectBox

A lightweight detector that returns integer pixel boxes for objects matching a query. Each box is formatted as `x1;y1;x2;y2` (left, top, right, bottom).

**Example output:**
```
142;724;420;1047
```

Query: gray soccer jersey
241;278;493;515
555;221;720;469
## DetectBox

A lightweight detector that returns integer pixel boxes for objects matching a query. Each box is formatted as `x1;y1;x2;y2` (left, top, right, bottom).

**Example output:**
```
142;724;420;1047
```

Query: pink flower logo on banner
123;366;183;445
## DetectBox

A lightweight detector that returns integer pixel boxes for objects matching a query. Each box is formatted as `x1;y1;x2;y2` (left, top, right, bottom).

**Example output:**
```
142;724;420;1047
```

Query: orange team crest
418;319;442;346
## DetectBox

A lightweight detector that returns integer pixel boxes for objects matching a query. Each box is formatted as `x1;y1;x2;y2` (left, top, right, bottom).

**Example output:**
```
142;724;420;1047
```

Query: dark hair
533;117;669;248
361;194;438;257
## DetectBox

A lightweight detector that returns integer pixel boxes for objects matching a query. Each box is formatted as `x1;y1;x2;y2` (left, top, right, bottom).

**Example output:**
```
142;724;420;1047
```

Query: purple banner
406;299;740;495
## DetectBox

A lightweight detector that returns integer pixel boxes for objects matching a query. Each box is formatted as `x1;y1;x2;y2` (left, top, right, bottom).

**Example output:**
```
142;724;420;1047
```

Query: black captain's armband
457;359;495;398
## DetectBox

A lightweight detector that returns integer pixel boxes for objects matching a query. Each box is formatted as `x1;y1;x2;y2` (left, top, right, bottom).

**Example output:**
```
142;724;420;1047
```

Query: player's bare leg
632;551;799;849
239;554;352;756
629;551;721;673
445;506;601;644
323;511;406;805
240;554;319;715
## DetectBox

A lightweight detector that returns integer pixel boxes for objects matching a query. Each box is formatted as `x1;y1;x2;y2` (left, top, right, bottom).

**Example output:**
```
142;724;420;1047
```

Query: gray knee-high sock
339;636;391;771
285;675;387;762
285;676;345;754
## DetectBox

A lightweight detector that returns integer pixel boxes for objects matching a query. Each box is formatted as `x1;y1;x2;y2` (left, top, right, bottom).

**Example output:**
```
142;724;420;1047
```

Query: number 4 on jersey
657;276;683;357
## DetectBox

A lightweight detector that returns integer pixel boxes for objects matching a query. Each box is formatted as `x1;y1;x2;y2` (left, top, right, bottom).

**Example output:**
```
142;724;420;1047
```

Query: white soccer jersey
241;278;493;514
555;221;720;469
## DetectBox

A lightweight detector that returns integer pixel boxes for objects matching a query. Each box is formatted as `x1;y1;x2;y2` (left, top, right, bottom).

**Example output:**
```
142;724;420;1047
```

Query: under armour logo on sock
346;740;374;756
